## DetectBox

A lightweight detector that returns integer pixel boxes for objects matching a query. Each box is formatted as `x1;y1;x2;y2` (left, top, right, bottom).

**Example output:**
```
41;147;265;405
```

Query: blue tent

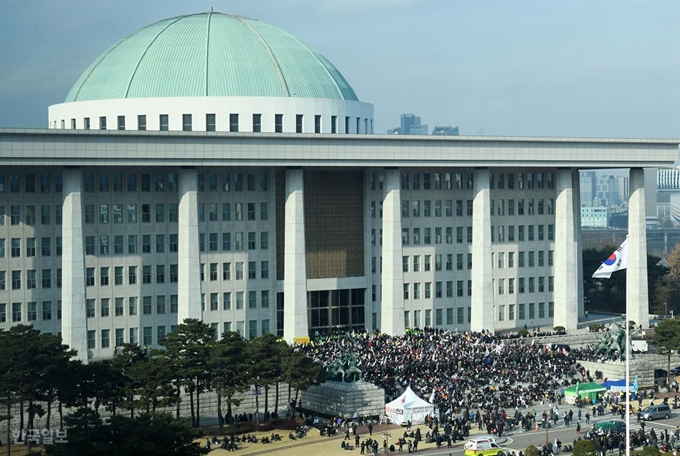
600;378;638;399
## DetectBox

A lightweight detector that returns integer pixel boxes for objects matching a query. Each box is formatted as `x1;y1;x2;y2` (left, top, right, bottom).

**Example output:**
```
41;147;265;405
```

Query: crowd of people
297;327;680;453
300;328;591;419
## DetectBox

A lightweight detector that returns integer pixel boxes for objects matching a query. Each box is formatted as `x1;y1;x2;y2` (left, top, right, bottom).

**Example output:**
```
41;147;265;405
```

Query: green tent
563;382;607;405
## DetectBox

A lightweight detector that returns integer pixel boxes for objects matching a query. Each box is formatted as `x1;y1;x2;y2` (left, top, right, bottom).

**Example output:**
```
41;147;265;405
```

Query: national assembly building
0;12;677;361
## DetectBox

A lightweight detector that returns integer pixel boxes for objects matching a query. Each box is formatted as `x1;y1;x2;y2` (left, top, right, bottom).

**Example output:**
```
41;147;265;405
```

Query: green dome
65;12;359;102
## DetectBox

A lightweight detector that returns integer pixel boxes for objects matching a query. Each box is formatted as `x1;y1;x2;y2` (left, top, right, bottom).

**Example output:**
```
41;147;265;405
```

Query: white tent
385;387;435;425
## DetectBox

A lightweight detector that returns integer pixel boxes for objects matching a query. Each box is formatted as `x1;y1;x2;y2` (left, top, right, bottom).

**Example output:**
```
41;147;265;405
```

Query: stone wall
578;353;672;388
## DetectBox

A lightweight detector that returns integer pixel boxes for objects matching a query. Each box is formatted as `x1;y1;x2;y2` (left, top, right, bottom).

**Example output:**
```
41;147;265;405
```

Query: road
419;409;680;455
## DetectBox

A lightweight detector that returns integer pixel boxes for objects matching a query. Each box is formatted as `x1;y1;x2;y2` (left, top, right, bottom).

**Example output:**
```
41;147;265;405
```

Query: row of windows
86;296;177;317
374;198;557;220
82;260;271;287
497;302;555;321
0;301;61;323
401;227;473;245
0;237;62;258
404;308;473;328
398;224;555;246
490;172;555;190
401;303;555;328
80;172;270;193
83;318;271;350
61;113;372;135
83;231;269;256
395;172;555;191
205;290;270;311
84;202;269;225
404;280;472;299
0;173;63;194
0;269;61;290
0;205;63;226
492;250;555;268
390;250;556;275
495;276;555;295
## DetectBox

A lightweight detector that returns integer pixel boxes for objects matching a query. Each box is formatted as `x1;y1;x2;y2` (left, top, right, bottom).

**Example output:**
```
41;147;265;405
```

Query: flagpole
591;235;631;455
625;310;630;456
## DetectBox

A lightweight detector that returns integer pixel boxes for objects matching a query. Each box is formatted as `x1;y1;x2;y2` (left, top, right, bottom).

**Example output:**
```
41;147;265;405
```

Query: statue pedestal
302;380;385;419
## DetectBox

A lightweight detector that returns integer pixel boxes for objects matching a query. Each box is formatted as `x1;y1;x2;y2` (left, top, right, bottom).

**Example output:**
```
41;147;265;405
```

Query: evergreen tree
162;319;215;427
247;334;281;425
210;331;249;427
652;318;680;384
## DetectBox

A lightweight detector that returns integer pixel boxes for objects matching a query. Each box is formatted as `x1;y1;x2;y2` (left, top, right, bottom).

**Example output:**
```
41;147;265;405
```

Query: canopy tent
385;387;435;425
600;377;639;399
564;382;607;405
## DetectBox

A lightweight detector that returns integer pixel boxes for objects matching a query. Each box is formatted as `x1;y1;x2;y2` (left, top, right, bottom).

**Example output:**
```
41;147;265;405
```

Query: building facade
0;12;677;362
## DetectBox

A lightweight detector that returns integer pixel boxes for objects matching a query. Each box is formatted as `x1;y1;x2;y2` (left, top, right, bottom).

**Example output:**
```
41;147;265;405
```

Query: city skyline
1;0;678;139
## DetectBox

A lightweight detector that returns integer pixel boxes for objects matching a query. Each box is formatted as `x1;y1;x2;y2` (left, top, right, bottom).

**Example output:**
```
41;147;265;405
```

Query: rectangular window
157;265;166;283
129;297;138;315
117;115;125;130
331;115;337;133
275;114;283;133
315;114;321;133
229;113;239;132
160;114;169;131
296;114;303;133
205;113;215;131
143;296;152;315
128;266;137;285
42;301;52;320
84;117;90;129
86;299;95;318
115;328;125;347
115;266;123;285
127;173;137;192
252;113;261;132
87;330;95;349
101;298;110;317
143;327;152;346
137;114;146;130
182;114;192;131
99;116;107;130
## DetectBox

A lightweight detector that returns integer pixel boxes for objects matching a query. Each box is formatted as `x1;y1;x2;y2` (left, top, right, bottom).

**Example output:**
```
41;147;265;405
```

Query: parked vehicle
640;404;671;421
464;437;506;456
594;420;626;433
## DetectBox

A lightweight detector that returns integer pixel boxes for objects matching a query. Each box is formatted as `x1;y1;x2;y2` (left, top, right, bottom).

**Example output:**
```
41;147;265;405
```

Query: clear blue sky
0;0;678;138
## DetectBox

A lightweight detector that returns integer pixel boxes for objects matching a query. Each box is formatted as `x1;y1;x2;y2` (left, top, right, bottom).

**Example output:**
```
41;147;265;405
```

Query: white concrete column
380;168;405;335
628;168;649;329
573;170;584;319
470;168;494;332
554;169;578;330
283;168;309;342
178;168;202;322
61;167;88;363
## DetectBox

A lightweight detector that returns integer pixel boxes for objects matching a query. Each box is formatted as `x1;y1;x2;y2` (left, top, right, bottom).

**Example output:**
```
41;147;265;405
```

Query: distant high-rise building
596;174;621;206
432;126;459;136
579;171;597;206
400;114;428;135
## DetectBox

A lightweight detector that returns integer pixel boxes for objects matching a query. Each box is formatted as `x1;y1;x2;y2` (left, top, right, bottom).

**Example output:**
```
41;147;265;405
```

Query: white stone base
303;381;385;419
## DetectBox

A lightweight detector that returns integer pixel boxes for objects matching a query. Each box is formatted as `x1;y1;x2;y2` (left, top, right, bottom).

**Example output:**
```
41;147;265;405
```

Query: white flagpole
625;309;630;456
